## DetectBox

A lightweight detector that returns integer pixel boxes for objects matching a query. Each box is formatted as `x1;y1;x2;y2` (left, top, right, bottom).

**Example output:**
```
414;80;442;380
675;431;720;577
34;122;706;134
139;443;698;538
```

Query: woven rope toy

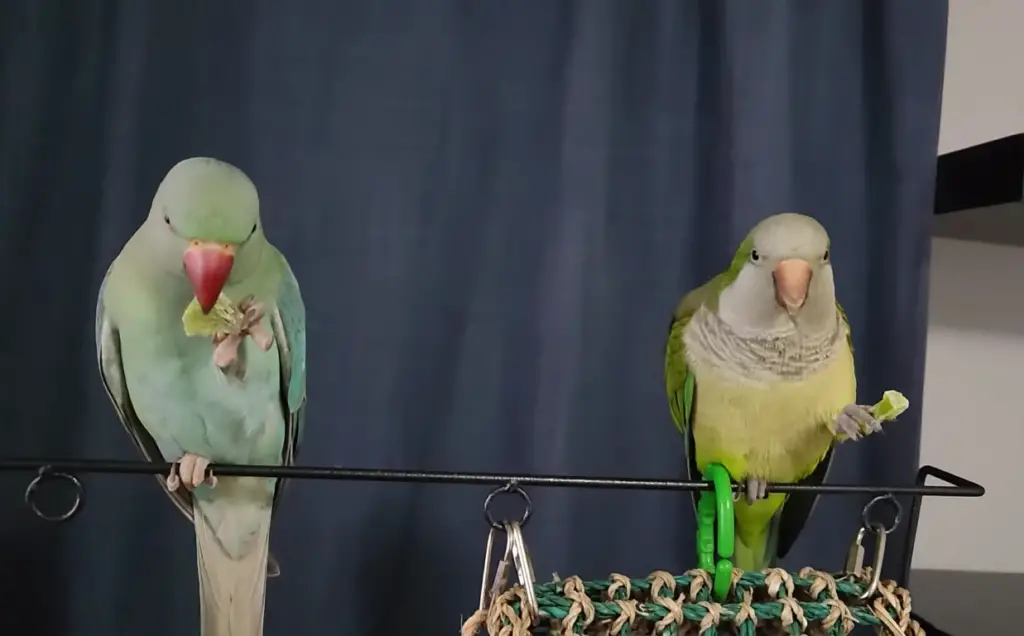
462;567;922;636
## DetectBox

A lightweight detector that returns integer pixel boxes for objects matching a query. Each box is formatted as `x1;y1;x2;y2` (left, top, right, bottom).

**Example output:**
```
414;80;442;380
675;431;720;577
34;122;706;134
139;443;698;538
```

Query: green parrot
95;157;307;635
664;212;880;572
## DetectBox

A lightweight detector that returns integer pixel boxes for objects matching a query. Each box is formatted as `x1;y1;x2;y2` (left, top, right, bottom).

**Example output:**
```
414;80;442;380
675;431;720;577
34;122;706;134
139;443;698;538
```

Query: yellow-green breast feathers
665;293;855;549
664;294;855;467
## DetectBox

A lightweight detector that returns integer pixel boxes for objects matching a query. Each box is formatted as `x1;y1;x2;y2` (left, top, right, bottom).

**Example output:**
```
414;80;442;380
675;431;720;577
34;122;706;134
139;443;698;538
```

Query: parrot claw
167;453;218;491
833;404;882;441
733;476;769;505
165;466;180;491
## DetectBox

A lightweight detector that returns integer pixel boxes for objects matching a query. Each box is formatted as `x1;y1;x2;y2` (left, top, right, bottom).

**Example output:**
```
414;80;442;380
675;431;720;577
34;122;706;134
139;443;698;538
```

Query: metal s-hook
24;466;85;522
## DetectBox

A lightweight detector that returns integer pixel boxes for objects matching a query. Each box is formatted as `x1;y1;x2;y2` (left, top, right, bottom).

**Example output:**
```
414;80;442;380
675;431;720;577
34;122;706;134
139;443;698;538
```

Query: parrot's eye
250;223;257;236
750;249;760;262
823;249;830;262
163;214;172;227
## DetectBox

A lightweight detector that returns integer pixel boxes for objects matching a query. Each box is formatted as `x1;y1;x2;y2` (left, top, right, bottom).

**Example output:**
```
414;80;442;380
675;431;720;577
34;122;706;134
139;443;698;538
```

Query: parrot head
718;212;836;333
143;157;263;314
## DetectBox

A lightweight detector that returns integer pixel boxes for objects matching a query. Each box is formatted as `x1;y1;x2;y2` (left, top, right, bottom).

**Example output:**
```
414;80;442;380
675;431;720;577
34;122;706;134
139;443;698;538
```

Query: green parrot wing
836;302;854;353
266;248;307;511
665;239;752;436
664;301;697;436
664;276;728;511
95;263;197;524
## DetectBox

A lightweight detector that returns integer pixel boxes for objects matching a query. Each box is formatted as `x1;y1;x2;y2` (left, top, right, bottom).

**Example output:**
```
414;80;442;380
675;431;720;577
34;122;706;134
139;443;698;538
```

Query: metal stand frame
1;457;981;595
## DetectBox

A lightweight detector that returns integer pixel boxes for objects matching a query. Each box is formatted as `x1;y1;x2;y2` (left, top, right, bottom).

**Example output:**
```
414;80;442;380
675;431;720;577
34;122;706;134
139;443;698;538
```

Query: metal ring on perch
861;493;902;535
483;481;532;530
24;466;85;522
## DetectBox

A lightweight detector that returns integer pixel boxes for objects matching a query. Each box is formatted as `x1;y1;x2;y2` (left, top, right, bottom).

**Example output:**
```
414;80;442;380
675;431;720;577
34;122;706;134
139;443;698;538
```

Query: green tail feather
733;519;780;572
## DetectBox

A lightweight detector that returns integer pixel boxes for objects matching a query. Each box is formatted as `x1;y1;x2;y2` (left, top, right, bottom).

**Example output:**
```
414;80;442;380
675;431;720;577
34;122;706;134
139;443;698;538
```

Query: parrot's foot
734;476;769;505
212;296;274;370
166;453;218;491
833;404;882;441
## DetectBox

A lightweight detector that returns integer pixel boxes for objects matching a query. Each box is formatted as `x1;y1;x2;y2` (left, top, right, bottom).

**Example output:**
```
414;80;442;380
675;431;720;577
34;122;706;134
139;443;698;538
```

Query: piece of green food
181;293;243;337
870;390;909;422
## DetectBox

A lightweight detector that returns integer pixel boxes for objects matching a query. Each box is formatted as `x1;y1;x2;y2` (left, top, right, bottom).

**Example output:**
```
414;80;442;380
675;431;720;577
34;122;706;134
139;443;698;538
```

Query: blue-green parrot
95;157;307;635
664;212;882;572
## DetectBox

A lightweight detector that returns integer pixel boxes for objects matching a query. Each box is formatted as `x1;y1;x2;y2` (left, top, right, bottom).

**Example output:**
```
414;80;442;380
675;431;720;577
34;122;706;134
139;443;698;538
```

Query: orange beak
183;241;235;314
773;258;812;315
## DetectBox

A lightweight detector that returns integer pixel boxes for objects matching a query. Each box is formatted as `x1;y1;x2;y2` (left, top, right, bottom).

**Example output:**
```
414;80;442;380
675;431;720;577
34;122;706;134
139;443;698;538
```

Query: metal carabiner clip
849;494;901;600
478;526;514;612
857;522;887;600
506;520;539;625
843;526;867;577
841;521;887;600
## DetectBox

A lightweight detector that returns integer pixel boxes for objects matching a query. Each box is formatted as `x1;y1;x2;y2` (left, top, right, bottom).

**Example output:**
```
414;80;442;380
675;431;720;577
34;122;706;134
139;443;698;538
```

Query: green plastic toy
696;463;735;601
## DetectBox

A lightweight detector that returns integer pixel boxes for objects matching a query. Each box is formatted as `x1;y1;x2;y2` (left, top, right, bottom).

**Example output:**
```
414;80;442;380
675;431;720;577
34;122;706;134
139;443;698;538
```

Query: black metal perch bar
2;458;982;590
0;458;986;496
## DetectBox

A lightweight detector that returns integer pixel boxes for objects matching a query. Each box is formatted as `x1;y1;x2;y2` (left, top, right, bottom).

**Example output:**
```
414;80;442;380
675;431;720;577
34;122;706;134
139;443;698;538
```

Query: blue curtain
0;1;947;634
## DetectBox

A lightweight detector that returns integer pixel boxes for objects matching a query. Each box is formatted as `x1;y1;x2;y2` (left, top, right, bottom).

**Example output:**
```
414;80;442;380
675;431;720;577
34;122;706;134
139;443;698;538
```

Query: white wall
912;1;1024;573
939;0;1024;152
915;238;1024;572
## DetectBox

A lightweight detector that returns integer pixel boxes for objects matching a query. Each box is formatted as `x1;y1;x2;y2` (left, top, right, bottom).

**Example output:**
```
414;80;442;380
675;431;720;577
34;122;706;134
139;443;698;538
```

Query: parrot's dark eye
750;249;760;262
163;214;171;225
250;223;257;235
823;249;830;262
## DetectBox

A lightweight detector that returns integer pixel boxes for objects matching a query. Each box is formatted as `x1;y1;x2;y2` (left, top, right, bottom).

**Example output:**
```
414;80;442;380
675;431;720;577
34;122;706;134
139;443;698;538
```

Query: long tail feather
733;517;780;573
734;535;774;572
193;479;273;636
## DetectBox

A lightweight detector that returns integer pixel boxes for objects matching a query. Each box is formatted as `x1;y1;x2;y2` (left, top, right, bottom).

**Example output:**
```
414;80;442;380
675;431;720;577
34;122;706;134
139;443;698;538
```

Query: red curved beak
773;258;812;315
183;241;235;313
